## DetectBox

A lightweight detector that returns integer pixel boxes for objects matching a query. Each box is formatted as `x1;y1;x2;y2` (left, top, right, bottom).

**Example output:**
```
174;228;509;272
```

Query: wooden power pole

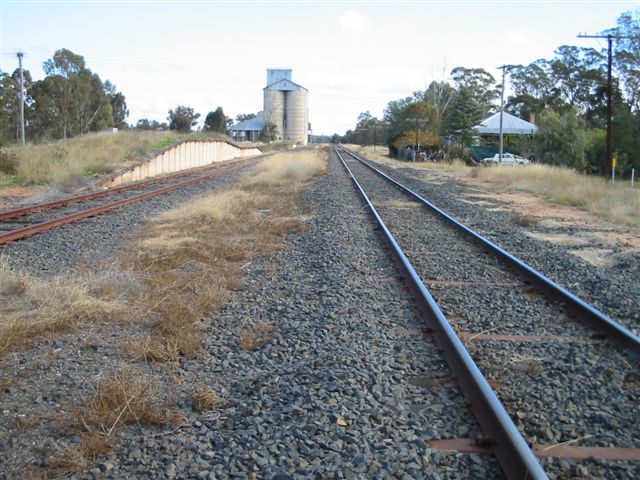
17;52;25;145
578;33;629;178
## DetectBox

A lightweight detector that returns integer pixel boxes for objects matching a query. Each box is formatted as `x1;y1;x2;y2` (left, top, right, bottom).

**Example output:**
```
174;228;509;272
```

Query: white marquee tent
474;112;538;135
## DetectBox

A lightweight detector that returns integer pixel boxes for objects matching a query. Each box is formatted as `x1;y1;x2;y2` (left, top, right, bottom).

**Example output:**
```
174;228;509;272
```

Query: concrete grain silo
264;89;285;138
263;69;309;145
284;89;308;144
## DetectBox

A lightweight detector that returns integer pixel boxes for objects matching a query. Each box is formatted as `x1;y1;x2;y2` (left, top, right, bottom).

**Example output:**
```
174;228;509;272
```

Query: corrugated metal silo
284;89;308;145
263;89;285;140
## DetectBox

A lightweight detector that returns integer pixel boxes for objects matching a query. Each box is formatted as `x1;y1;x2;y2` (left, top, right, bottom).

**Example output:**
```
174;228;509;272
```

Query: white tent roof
474;112;538;135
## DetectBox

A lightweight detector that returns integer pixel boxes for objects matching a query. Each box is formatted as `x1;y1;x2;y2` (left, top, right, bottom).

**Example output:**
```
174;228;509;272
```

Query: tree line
1;48;128;144
0;48;249;145
339;11;639;176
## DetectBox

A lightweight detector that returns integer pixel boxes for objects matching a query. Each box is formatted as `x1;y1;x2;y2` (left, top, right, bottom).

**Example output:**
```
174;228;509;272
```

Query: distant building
230;69;309;145
229;112;264;142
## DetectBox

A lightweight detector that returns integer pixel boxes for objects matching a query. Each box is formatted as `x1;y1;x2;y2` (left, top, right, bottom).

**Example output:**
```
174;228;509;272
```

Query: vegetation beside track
0;147;327;474
0;130;183;186
0;130;271;188
349;145;640;228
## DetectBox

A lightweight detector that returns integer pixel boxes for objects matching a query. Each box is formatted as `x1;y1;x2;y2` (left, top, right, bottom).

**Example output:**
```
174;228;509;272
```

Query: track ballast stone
1;152;504;479
0;165;253;277
354;156;639;336
82;150;502;479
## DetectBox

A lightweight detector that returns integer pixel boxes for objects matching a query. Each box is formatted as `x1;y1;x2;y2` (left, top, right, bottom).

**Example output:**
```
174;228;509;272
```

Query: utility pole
578;32;629;179
497;65;507;164
17;52;25;145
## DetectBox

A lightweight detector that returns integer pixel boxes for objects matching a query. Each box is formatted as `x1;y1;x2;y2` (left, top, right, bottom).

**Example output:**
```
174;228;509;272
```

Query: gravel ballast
339;149;639;479
0;163;256;277
1;150;504;479
3;146;638;479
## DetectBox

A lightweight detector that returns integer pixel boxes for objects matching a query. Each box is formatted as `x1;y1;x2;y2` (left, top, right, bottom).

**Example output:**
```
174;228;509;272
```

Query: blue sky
1;0;638;135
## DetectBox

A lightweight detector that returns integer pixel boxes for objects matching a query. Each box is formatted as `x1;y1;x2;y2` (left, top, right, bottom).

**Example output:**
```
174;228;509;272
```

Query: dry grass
0;257;127;356
472;163;640;227
511;212;540;227
353;144;639;227
48;366;181;474
121;149;327;361
3;130;181;185
78;366;178;433
192;385;224;412
239;322;277;350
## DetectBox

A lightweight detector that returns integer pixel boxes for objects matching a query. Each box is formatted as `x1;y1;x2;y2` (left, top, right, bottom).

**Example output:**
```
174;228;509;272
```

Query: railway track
334;146;640;479
0;156;259;245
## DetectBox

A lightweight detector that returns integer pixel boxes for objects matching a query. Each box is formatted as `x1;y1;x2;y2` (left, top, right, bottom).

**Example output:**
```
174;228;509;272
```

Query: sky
1;0;638;135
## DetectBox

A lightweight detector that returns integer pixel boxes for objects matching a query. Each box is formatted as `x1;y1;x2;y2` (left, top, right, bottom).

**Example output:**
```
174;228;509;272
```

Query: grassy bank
471;164;639;227
1;131;186;186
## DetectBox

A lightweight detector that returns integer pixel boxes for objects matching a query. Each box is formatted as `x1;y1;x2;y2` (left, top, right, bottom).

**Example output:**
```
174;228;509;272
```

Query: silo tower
263;69;309;145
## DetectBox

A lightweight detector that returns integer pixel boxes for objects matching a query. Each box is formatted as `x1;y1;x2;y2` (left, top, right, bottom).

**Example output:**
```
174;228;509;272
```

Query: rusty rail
0;163;249;246
0;157;256;221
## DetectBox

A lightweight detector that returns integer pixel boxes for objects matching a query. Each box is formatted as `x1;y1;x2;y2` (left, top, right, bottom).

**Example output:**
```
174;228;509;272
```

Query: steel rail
342;147;640;354
0;163;249;246
0;157;257;221
334;146;548;480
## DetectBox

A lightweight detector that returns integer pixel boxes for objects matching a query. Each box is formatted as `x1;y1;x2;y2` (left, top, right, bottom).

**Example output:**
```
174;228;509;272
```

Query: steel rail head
341;148;640;354
333;146;548;480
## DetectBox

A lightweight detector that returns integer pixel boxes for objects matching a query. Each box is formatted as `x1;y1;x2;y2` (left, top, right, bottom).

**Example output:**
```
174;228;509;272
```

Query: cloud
340;10;367;33
505;28;530;46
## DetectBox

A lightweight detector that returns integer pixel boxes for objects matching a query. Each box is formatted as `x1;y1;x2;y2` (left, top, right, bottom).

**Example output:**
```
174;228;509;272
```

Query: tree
506;61;559;119
203;106;227;133
607;11;640;112
235;113;256;123
548;45;605;116
423;80;456;128
42;48;86;139
135;118;167;131
450;66;498;117
104;80;128;129
441;86;483;147
534;108;587;169
30;49;116;139
168;106;200;132
259;122;278;142
0;68;34;145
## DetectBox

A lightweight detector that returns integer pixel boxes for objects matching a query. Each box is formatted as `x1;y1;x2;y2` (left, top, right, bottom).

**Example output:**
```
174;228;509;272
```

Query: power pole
497;65;507;164
17;52;25;145
578;33;629;179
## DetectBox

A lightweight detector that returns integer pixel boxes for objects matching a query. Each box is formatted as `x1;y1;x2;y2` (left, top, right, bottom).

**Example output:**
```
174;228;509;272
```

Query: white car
481;153;530;166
